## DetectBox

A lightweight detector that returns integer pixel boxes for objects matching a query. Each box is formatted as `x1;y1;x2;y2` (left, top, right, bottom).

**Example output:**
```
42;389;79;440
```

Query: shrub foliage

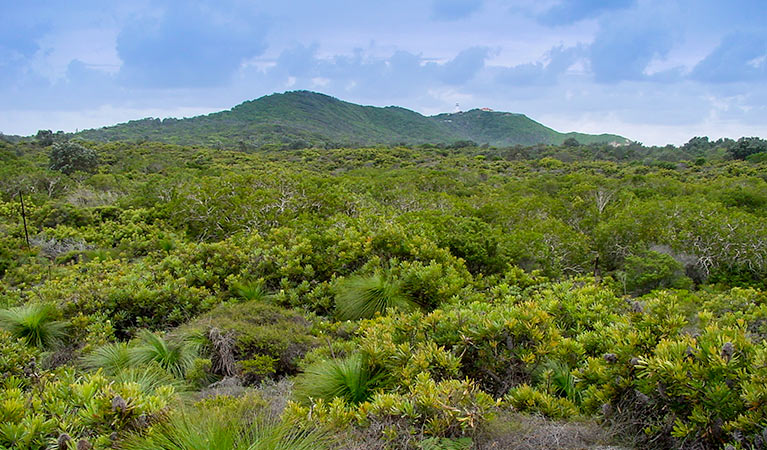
1;139;767;448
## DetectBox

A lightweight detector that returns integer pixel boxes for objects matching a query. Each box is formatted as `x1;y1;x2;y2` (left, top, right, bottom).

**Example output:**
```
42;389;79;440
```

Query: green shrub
0;368;176;449
745;151;767;163
698;287;767;340
708;265;766;290
46;258;217;336
405;213;505;274
0;245;12;278
286;373;496;440
181;301;318;379
0;330;39;377
630;326;765;448
395;260;469;308
238;355;277;384
369;375;496;438
621;250;693;295
185;358;214;388
503;384;579;419
576;321;767;449
532;280;624;336
31;202;95;228
359;298;561;396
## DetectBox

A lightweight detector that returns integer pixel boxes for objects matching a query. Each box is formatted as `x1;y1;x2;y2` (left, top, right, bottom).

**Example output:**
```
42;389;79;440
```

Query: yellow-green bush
504;384;579;419
0;369;175;449
358;298;561;395
285;373;496;441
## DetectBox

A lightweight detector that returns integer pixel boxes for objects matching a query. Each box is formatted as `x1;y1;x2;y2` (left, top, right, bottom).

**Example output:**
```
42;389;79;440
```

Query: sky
1;0;766;145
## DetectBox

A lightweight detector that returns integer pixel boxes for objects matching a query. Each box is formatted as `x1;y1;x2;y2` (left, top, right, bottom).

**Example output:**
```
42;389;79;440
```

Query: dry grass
336;417;419;450
256;378;294;419
198;376;249;399
476;413;631;450
334;413;629;450
30;234;90;259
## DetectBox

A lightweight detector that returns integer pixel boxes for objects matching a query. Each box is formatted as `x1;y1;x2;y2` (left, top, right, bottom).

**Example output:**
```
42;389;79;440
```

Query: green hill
75;91;629;148
434;109;627;146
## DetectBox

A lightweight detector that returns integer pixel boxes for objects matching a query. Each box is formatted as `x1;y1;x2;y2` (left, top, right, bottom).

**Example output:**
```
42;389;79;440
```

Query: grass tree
131;331;199;378
232;281;269;302
80;342;133;375
121;408;329;450
293;354;387;405
334;272;417;321
0;303;67;349
112;365;188;394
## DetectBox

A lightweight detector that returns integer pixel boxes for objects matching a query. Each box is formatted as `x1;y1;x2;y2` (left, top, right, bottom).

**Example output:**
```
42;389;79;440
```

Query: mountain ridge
75;91;630;148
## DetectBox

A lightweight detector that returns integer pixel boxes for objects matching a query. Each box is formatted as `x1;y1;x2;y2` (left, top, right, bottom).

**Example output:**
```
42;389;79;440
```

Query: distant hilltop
75;91;630;148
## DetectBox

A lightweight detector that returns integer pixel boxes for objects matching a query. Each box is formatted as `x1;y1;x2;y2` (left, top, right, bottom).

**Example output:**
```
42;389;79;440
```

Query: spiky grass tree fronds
81;342;132;375
536;360;580;403
247;420;331;450
293;354;387;405
112;364;188;394
122;411;237;450
121;409;330;450
233;281;269;302
335;273;417;321
130;331;198;378
0;303;67;349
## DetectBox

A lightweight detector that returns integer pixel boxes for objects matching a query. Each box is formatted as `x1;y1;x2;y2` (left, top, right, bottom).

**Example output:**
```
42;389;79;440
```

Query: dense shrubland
1;137;766;449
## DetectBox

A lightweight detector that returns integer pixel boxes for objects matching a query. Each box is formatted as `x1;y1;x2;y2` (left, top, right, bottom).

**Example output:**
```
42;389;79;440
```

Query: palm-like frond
81;342;132;375
121;409;329;450
247;421;330;450
538;360;580;403
233;281;269;302
112;364;187;394
335;273;416;320
0;303;67;349
130;331;198;378
293;354;387;405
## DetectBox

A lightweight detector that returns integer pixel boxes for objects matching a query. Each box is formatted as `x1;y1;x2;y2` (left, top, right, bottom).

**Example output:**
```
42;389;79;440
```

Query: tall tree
49;142;99;174
36;129;54;146
729;137;767;160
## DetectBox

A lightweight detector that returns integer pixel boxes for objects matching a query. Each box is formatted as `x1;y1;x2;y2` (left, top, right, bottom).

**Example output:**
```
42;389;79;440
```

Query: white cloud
0;105;216;136
1;0;766;145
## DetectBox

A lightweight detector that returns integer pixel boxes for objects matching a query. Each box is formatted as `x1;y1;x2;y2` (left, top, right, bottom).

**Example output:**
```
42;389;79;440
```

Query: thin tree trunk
19;191;30;249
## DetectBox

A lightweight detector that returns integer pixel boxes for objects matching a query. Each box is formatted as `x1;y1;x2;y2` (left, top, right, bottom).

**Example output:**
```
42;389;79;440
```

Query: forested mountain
433;109;624;146
74;91;629;148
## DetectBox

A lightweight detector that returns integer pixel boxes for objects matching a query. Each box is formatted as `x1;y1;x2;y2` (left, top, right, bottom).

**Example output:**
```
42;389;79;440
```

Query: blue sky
1;0;766;145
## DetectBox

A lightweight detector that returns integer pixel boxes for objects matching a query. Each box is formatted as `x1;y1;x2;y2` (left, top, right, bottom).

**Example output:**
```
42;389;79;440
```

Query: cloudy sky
1;0;766;145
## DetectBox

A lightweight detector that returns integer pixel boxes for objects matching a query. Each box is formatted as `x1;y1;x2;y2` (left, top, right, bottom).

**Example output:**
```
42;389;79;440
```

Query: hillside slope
75;91;628;147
